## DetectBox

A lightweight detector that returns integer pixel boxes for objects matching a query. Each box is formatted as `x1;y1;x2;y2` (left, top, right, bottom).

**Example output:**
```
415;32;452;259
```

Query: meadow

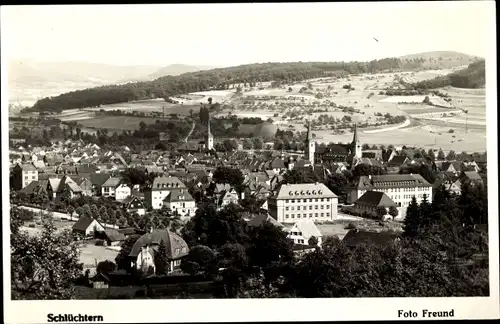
76;116;161;131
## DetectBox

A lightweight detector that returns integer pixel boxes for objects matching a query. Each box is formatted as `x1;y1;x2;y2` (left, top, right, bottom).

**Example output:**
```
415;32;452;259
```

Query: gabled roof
129;230;189;260
293;218;322;238
464;171;482;181
164;189;195;203
355;191;396;207
20;180;48;195
104;229;126;242
90;173;112;186
102;177;121;188
276;183;337;199
150;175;186;190
17;163;37;171
388;155;408;166
356;174;431;190
72;216;100;231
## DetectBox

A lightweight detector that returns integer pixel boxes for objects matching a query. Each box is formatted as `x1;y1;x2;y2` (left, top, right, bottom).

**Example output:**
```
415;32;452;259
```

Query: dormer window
289;191;293;196
306;191;311;195
312;190;317;195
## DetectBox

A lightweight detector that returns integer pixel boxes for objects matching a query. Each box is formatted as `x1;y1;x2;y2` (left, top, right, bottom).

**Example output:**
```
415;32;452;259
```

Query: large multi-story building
144;175;187;210
347;174;433;216
12;163;39;190
268;182;338;224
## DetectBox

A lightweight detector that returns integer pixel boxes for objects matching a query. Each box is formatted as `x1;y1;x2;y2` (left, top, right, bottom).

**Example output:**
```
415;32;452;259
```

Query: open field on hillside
79;243;119;274
77;116;161;131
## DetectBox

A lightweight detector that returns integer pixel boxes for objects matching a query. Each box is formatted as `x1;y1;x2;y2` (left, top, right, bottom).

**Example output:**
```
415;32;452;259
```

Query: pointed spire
307;119;312;141
352;123;359;143
207;114;213;138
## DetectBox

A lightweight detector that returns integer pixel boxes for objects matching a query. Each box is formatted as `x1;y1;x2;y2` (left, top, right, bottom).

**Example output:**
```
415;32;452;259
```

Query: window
321;213;324;217
315;213;318;217
315;205;318;209
320;205;324;209
24;176;28;180
326;213;330;217
326;198;330;202
291;214;295;218
321;198;324;202
175;248;180;255
297;206;301;210
32;176;36;179
302;199;306;203
308;199;312;202
309;206;312;210
291;206;294;210
303;214;306;218
285;207;289;211
291;199;295;203
314;198;318;202
309;213;312;217
285;214;289;218
286;200;290;203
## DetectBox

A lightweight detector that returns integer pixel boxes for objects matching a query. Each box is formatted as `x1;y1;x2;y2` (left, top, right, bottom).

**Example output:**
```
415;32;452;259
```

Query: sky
1;2;495;67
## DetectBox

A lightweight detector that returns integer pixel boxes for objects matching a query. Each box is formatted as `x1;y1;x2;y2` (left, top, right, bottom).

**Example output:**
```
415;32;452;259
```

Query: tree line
411;60;485;90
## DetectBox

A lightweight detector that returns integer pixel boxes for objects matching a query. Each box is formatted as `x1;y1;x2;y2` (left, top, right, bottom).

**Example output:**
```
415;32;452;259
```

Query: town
9;109;488;299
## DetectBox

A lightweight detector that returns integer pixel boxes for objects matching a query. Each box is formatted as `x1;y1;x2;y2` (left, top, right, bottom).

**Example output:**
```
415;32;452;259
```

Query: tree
427;149;435;161
252;138;263;150
96;260;116;275
437;149;446;160
242;138;253;150
388;206;399;217
247;222;294;268
325;173;348;203
213;167;245;192
154;239;169;275
376;206;387;219
115;235;140;273
218;243;249;271
308;236;319;246
352;164;387;179
58;184;72;205
403;197;422;238
446;150;456;160
180;245;218;276
321;235;340;251
67;205;75;221
11;212;82;300
283;168;319;184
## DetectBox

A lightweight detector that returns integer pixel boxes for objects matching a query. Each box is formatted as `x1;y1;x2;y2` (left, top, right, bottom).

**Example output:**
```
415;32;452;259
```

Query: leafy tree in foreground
180;245;218;276
11;210;82;300
388;206;399;217
115;235;140;273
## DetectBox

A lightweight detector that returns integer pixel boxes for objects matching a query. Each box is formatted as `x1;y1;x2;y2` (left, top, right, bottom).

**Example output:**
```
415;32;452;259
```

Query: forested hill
28;55;478;113
411;60;486;90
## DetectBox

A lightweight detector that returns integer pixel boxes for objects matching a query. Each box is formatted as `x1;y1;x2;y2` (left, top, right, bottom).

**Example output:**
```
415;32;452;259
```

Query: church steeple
206;114;214;150
351;123;362;159
305;119;315;166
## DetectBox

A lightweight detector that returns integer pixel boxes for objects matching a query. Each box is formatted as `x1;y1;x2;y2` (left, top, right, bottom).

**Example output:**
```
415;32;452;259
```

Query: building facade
163;188;197;219
268;183;338;224
144;175;187;210
13;163;39;190
348;174;433;218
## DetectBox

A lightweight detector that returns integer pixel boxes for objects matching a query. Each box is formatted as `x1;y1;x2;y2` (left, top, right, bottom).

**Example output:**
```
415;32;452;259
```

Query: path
363;118;411;134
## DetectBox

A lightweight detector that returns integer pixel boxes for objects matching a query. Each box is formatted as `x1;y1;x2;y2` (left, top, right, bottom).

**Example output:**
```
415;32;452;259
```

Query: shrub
448;129;454;133
345;223;357;230
95;239;105;246
28;224;36;228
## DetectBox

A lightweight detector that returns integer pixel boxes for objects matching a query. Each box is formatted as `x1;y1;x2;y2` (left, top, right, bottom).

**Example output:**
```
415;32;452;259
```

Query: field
77;116;160;131
79;243;120;275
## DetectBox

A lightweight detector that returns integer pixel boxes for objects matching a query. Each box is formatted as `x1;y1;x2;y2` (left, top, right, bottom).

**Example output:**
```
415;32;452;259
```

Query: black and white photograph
2;2;499;322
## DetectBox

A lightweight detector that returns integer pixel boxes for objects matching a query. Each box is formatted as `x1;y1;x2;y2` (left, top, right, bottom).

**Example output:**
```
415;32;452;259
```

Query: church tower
351;123;362;159
305;119;315;166
206;115;214;150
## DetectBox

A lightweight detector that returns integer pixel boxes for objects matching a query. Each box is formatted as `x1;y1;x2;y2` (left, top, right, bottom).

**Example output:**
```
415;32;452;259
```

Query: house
47;176;83;199
103;229;126;246
347;174;432;218
12;163;39;190
90;173;112;196
286;218;323;246
353;190;397;220
463;171;483;185
439;161;464;176
72;216;105;237
217;190;240;210
90;272;111;289
144;175;187;210
101;178;131;201
268;182;338;224
129;229;190;274
386;155;408;168
163;189;197;219
342;229;399;248
123;195;146;216
76;177;94;196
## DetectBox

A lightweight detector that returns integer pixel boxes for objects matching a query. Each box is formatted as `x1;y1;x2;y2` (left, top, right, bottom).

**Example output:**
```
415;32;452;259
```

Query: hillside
398;51;482;70
410;60;486;89
27;53;484;113
149;64;221;79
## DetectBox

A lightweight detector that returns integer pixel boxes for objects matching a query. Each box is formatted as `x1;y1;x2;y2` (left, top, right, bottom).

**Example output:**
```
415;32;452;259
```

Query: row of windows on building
285;212;330;219
285;205;330;211
24;176;36;180
285;198;332;203
363;187;429;193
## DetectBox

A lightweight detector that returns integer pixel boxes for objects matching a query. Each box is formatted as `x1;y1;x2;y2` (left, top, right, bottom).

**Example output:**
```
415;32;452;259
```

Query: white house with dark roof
13;163;39;190
348;174;432;217
268;182;338;224
72;216;105;237
47;175;83;199
144;175;187;210
123;195;146;216
286;218;323;246
162;188;197;219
